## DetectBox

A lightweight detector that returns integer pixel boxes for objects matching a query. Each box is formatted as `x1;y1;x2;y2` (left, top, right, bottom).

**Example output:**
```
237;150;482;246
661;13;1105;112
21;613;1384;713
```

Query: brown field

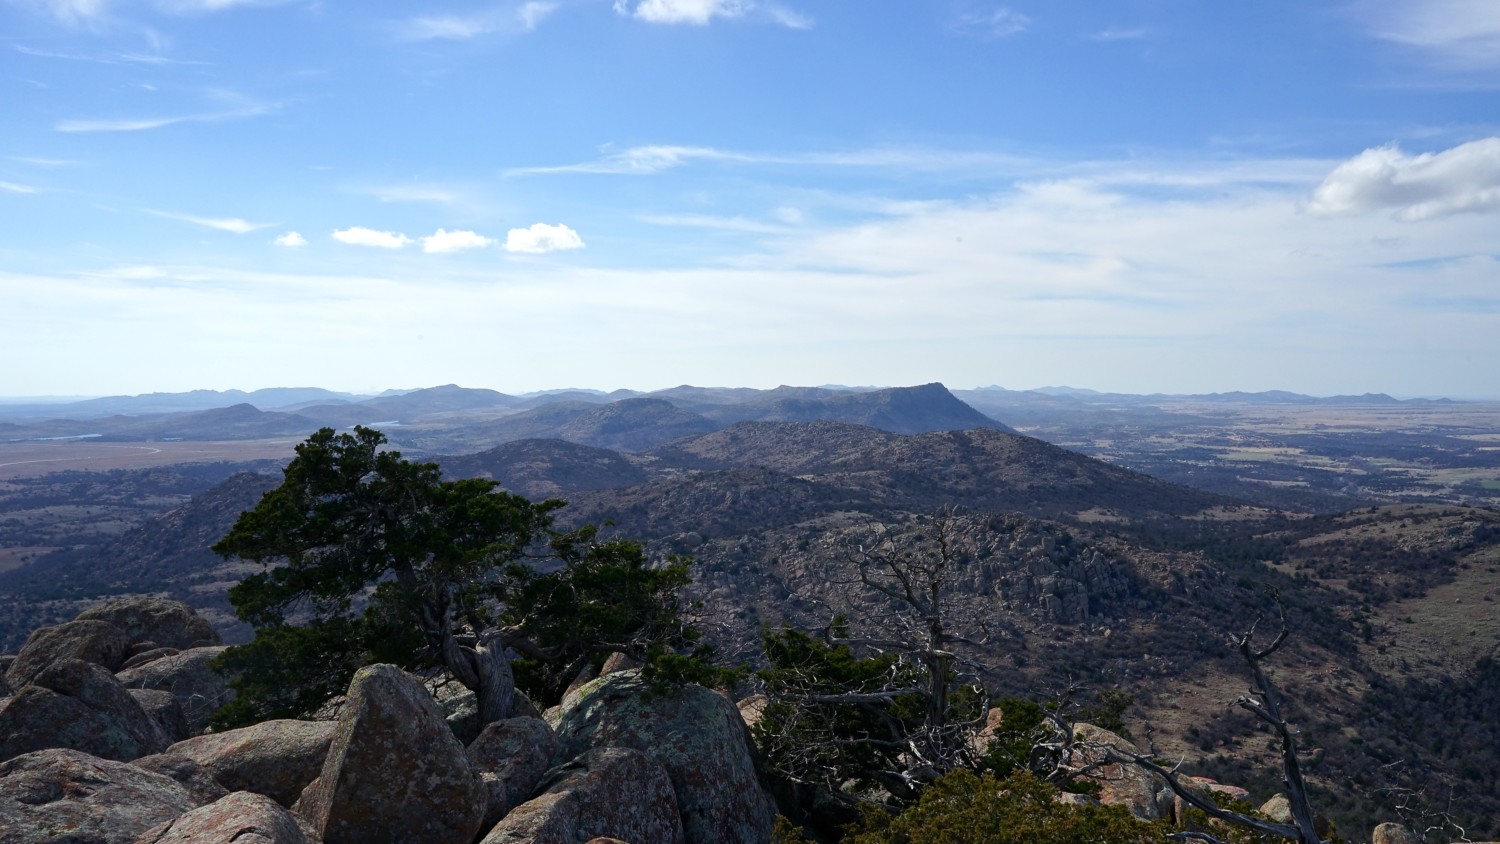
0;439;299;480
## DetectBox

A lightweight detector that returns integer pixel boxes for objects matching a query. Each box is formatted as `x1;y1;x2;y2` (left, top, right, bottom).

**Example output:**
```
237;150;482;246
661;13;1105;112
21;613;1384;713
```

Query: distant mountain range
0;383;1015;453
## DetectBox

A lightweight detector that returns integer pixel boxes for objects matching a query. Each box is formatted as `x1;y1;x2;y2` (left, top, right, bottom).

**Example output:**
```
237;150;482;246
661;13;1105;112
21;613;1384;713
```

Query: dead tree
1103;599;1325;843
756;510;1002;804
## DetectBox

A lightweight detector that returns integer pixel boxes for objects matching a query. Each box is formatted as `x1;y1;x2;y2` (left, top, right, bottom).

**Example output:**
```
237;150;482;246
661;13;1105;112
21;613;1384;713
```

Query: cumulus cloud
1303;138;1500;221
275;231;308;247
422;229;496;253
952;6;1030;38
333;227;413;249
146;209;276;233
504;223;584;254
614;0;748;25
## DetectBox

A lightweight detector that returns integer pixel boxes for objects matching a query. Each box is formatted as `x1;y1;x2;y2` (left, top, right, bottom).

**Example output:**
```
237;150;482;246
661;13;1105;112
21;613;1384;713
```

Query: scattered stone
130;687;192;743
0;748;194;844
1372;822;1422;844
138;790;312;844
481;747;683;844
166;719;336;808
1065;723;1162;821
1259;793;1293;824
122;647;182;672
6;619;130;688
294;664;487;844
117;646;233;736
551;670;776;844
132;753;232;806
76;597;221;651
468;716;558;831
598;652;639;677
736;694;767;732
0;658;171;764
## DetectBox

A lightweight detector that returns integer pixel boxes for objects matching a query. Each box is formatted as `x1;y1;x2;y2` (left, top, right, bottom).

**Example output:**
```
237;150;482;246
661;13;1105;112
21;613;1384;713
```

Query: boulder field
0;598;778;844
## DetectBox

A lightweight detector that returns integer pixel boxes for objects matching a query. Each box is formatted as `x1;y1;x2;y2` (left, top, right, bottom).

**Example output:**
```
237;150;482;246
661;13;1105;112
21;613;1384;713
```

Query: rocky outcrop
481;747;683;844
551;670;776;844
166;719;336;808
1065;723;1162;821
132;753;232;806
0;748;194;844
0;658;171;763
116;645;232;736
130;687;192;743
1372;823;1422;844
468;717;558;831
76;597;221;651
139;790;311;844
294;664;487;844
6;619;130;688
122;647;182;672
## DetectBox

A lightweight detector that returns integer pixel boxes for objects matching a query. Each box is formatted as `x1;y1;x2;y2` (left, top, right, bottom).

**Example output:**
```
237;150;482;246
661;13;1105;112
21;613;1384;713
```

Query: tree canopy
212;425;718;728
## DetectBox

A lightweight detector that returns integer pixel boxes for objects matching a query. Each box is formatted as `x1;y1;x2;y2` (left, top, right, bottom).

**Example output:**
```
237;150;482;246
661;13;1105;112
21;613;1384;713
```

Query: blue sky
2;0;1498;398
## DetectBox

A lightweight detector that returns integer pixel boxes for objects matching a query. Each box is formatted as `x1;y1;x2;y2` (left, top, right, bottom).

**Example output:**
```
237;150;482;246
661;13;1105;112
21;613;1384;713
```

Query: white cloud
422;229;496;253
365;185;462;205
953;7;1030;38
146;209;277;233
275;231;308;247
764;4;811;29
333;227;413;249
1084;26;1147;42
614;0;748;25
503;223;584;253
0;181;40;194
517;1;556;30
508;144;754;175
403;2;558;40
1357;0;1500;69
15;0;108;24
1303;138;1500;221
55;100;275;133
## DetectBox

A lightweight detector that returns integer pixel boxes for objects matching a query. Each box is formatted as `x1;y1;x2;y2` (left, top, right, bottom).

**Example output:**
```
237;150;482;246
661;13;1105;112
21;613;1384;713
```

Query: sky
2;0;1498;399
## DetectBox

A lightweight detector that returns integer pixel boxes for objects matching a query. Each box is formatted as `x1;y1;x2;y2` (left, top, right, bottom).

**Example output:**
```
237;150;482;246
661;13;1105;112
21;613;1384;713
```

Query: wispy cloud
11;156;82;167
613;0;747;26
15;0;292;24
508;144;756;175
56;96;276;133
15;0;108;25
765;4;811;29
274;231;307;247
1084;26;1148;42
363;184;463;205
1;181;41;194
146;209;278;233
16;45;202;65
507;143;1038;177
951;6;1030;38
401;2;558;40
1356;0;1500;70
504;222;584;253
333;227;413;249
1303;138;1500;221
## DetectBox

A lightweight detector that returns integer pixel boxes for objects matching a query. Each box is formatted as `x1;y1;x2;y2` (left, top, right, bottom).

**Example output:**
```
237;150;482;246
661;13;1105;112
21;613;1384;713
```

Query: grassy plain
0;438;299;480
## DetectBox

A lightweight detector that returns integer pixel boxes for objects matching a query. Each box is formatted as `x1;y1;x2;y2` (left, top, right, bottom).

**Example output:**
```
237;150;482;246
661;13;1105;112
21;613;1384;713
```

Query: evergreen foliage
210;425;721;728
842;769;1170;844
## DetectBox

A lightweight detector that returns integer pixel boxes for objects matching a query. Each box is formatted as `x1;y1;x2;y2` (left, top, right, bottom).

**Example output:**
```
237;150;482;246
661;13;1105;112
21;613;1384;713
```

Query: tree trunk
440;627;516;726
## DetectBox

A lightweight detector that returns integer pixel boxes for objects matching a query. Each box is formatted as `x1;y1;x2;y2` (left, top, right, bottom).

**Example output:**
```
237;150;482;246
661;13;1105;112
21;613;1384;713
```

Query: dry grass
0;439;298;480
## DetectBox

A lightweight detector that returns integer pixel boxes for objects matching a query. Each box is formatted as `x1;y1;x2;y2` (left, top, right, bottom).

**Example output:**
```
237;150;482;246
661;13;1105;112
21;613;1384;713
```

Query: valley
1;383;1498;840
